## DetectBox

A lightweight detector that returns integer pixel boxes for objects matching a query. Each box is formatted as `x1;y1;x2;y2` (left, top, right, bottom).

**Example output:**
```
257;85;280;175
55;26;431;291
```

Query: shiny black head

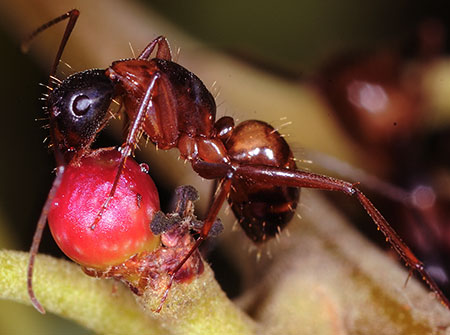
47;69;115;157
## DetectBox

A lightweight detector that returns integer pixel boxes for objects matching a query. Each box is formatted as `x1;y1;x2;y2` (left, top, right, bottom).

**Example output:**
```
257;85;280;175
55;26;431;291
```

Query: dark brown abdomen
225;120;300;243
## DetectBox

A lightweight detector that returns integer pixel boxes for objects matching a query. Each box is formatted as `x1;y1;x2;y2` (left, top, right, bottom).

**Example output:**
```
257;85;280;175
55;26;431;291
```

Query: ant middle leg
155;178;232;311
91;73;160;229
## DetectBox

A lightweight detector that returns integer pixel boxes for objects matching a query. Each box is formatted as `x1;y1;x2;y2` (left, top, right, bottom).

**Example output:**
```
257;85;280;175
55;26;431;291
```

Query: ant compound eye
71;94;92;117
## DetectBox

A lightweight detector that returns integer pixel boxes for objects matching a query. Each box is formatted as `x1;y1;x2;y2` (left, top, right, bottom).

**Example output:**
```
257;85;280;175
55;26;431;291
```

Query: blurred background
0;0;449;333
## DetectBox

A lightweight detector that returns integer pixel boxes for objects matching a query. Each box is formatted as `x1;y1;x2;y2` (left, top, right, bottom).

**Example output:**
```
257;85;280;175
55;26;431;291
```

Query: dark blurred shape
317;18;450;296
319;49;424;162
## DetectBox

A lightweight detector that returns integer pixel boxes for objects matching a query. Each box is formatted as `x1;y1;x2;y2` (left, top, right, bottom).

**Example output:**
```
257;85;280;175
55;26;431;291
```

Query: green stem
0;250;256;335
0;250;163;335
136;264;256;335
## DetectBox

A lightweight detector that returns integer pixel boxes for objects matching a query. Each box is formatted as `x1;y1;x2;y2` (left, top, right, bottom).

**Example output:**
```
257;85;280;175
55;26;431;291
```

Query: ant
24;9;450;314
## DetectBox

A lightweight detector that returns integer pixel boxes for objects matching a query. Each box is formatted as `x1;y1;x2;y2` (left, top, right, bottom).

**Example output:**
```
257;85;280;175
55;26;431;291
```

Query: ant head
48;69;115;157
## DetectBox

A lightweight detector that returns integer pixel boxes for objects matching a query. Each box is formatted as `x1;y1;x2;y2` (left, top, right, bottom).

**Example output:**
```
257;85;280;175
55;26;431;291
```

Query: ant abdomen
225;120;300;242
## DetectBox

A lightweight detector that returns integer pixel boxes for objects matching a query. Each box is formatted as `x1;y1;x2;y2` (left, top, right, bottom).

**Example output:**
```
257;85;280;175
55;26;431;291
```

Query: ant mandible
24;9;450;313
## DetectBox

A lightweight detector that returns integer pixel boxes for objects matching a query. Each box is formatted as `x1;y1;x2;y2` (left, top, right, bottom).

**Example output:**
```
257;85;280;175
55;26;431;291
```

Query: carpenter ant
24;9;450;314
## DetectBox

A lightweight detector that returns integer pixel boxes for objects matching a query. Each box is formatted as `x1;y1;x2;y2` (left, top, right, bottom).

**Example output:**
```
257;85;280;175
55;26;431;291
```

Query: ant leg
138;36;172;61
306;150;412;206
22;9;80;82
27;166;65;314
90;73;160;229
156;178;232;312
234;164;450;309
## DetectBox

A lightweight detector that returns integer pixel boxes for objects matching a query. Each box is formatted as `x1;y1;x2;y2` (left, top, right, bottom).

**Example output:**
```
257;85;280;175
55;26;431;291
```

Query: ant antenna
22;9;80;82
22;9;80;314
27;167;65;314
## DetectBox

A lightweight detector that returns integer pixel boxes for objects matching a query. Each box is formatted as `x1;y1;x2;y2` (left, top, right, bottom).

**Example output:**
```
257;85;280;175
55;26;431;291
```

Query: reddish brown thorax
107;58;216;150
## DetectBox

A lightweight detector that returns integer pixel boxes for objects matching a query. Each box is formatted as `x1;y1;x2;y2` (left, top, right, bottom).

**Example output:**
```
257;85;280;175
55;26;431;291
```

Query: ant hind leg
234;163;450;309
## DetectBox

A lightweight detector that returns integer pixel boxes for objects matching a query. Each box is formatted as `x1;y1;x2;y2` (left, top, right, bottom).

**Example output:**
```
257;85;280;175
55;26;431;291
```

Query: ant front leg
234;164;450;309
138;36;172;61
91;73;161;229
